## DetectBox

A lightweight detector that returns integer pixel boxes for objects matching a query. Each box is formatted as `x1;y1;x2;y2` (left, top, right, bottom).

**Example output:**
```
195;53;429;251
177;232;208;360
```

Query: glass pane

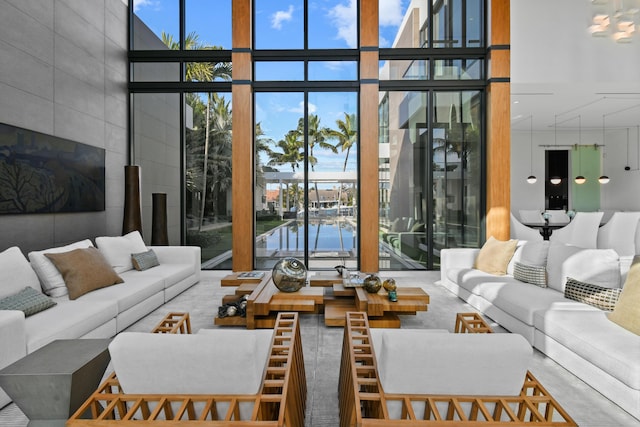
186;0;232;49
432;90;482;265
378;91;427;270
433;0;463;48
132;93;181;244
308;61;358;81
379;0;409;48
255;0;304;49
185;61;232;82
306;92;358;270
255;62;304;81
433;59;483;80
132;62;180;82
379;60;429;80
466;0;483;47
255;92;305;269
185;93;233;269
132;0;178;50
308;0;358;49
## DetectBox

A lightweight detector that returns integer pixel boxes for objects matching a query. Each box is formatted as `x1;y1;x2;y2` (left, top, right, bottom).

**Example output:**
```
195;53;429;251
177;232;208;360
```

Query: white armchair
510;213;543;241
597;211;640;256
550;212;604;248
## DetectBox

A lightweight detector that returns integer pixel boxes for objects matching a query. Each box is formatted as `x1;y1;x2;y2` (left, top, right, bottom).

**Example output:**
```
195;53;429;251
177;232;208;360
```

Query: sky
133;0;408;176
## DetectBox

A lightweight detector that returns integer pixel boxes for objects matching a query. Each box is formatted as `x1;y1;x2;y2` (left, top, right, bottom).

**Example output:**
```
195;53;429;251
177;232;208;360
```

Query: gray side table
0;339;111;427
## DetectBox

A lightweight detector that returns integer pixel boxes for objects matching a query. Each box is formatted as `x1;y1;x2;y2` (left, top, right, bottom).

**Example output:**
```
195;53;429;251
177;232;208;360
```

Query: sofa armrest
0;310;26;369
439;248;480;284
149;246;200;268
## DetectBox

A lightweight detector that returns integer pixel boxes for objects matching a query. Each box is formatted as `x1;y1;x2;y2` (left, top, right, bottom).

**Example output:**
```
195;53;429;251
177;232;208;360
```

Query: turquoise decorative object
272;257;307;292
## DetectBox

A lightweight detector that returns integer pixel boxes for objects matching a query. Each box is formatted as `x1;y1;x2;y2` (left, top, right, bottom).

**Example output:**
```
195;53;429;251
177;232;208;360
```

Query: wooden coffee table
215;273;429;328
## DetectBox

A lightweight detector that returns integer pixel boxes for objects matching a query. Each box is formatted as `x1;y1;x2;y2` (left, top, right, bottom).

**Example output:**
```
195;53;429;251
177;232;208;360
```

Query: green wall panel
571;145;600;212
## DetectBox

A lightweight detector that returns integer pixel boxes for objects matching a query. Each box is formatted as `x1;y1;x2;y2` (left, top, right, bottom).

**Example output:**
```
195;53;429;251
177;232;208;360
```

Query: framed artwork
0;122;105;214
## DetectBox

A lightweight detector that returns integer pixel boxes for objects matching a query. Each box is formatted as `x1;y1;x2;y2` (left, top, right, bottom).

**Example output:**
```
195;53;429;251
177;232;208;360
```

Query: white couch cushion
25;298;117;352
96;231;148;274
370;330;531;396
79;272;165;313
507;240;551;275
546;243;620;293
0;247;41;299
534;309;640;390
480;281;574;326
28;239;94;297
110;330;273;395
135;264;194;289
448;268;519;296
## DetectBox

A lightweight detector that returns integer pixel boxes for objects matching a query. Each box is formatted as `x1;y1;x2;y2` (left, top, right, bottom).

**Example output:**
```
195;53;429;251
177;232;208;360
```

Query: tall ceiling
510;0;640;134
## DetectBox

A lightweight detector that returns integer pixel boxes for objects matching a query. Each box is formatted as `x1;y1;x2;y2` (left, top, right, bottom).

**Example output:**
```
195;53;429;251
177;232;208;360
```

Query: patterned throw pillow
0;286;57;317
513;262;547;287
131;249;160;271
564;277;621;311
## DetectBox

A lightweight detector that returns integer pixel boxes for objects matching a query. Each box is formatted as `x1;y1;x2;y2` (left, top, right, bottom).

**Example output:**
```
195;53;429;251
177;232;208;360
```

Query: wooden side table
455;312;494;333
0;339;111;427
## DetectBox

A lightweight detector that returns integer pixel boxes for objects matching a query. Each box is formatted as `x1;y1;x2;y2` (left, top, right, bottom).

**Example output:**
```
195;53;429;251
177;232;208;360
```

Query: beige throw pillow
608;255;640;335
474;236;518;276
45;247;124;300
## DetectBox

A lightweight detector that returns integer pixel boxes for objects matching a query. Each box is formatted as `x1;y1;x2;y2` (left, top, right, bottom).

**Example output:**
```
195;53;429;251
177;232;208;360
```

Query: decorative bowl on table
363;274;382;293
272;257;307;292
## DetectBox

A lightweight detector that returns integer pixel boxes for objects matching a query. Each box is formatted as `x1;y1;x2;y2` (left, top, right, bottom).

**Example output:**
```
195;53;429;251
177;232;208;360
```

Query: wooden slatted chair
339;312;577;426
67;312;306;426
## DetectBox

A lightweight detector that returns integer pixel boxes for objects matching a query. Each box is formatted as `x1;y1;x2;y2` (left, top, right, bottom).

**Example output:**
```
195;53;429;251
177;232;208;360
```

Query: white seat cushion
25;298;117;352
480;281;573;326
534;310;640;390
79;273;165;313
370;330;532;396
110;330;274;395
449;268;519;296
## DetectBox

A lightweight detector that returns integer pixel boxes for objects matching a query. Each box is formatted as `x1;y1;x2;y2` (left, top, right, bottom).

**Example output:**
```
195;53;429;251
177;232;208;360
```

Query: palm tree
268;130;304;211
297;115;336;214
162;31;232;230
328;113;357;214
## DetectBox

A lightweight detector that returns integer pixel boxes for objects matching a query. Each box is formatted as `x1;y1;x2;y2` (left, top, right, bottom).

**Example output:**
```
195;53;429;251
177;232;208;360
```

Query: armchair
67;312;306;426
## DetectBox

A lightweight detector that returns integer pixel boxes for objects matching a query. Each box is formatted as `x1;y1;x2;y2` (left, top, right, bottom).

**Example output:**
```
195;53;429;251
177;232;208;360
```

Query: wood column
486;0;511;240
359;0;379;272
232;0;253;271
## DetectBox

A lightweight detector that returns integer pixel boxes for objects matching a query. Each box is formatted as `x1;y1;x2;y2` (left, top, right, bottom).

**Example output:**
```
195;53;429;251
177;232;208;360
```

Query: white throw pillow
0;247;42;299
28;239;94;297
546;242;620;293
95;231;148;273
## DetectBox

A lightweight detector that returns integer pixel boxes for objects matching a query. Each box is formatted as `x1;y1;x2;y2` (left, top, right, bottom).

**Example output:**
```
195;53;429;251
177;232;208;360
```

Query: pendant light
599;115;610;184
550;115;562;185
526;115;537;184
625;128;631;170
574;116;586;184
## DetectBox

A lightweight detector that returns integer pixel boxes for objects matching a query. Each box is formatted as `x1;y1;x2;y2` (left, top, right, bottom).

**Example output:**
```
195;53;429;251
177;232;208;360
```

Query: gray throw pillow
0;286;57;317
131;249;160;271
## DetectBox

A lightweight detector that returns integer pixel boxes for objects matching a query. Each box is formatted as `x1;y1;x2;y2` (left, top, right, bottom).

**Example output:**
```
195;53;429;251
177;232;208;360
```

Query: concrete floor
1;270;638;426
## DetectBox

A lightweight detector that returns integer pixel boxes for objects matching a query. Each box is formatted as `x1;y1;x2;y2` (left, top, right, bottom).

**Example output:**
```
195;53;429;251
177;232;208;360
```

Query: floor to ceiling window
253;1;360;270
128;0;488;271
378;0;486;270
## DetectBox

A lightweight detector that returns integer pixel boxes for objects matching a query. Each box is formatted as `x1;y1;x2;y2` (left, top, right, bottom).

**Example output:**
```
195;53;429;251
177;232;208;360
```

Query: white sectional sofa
439;241;640;420
0;234;201;408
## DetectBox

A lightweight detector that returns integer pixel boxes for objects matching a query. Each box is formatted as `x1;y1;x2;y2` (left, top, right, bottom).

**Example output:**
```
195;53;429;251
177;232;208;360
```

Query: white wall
0;0;128;253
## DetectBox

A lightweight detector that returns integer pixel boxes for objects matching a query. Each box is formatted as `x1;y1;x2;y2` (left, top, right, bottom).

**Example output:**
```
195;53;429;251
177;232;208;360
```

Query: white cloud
289;101;317;115
272;5;295;30
379;36;391;48
328;0;357;48
379;0;404;27
133;0;156;12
